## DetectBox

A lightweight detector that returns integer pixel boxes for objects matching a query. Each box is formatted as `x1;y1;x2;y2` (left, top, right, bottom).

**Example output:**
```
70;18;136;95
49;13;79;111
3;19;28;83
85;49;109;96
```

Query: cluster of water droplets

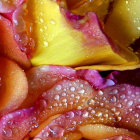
33;84;140;139
12;3;35;56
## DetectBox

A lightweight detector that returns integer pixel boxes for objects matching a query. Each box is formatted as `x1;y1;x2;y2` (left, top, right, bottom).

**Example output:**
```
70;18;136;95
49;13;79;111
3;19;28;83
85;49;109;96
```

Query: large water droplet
65;111;75;118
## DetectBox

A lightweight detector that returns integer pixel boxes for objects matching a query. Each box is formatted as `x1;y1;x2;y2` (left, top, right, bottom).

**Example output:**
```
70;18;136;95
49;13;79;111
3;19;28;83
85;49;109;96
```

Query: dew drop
135;113;139;118
62;99;67;103
136;104;140;109
77;106;82;110
117;117;122;121
127;101;133;107
39;18;44;23
50;20;56;25
55;85;62;91
82;111;89;118
96;112;102;117
62;93;66;97
137;27;140;31
49;126;64;138
70;87;75;92
112;89;119;94
76;96;80;100
3;128;12;137
88;99;95;105
110;96;117;103
44;41;48;47
115;111;120;116
78;89;85;94
54;95;60;101
120;94;125;99
98;90;104;96
65;111;75;118
91;110;96;114
54;103;58;107
117;104;122;108
71;94;75;97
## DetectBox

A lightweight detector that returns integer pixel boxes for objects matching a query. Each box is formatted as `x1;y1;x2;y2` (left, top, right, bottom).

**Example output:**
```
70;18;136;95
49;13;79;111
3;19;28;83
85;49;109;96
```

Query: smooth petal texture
0;57;28;116
105;0;140;48
76;63;140;71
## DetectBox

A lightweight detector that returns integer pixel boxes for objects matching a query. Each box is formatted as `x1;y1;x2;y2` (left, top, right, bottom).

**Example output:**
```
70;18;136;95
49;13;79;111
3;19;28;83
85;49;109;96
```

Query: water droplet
96;112;102;117
120;94;125;99
50;20;56;25
49;126;64;138
44;41;48;47
110;96;117;103
65;111;75;118
72;121;77;125
117;104;122;108
62;93;66;97
82;111;89;118
127;101;133;107
111;107;116;112
78;89;85;94
88;99;95;105
54;95;60;101
70;87;75;92
71;94;75;97
137;27;140;31
135;113;139;118
39;18;44;23
91;110;95;114
62;99;67;103
115;111;120;116
112;89;119;94
54;103;58;107
104;113;108;118
69;102;73;105
77;106;82;109
117;117;122;121
64;103;67;107
136;104;140;109
76;96;80;100
56;85;62;91
40;28;43;32
3;129;12;137
98;90;104;96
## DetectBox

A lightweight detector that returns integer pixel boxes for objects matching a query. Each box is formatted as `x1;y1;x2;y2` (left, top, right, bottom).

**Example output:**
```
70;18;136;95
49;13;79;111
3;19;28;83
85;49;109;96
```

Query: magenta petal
0;107;37;140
